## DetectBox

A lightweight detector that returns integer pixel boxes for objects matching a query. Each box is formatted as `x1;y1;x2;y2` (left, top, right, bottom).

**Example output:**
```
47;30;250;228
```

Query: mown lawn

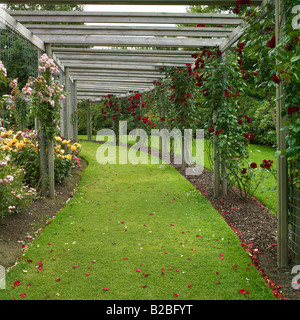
79;134;277;213
0;141;274;300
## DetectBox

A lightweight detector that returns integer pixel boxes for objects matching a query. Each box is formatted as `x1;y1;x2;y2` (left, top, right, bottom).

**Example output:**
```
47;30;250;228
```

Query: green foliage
241;0;300;187
0;149;36;220
4;3;84;12
0;29;38;94
8;78;34;131
162;64;201;132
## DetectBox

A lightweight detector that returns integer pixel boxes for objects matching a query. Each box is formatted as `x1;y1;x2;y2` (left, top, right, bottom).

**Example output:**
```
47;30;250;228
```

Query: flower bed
0;129;81;219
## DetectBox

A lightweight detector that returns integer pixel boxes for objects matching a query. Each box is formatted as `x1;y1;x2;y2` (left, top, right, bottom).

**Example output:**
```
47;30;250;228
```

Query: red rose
234;4;240;14
244;132;250;139
238;119;243;125
250;162;257;169
224;90;230;98
241;168;247;174
287;106;299;115
244;115;251;123
267;35;276;49
272;74;280;84
215;129;224;136
260;159;273;170
243;70;248;79
239;42;246;50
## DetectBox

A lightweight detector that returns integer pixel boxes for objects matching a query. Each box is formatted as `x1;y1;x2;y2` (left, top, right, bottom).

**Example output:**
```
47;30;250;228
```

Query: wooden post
39;120;47;197
213;109;220;198
221;162;228;196
73;80;78;142
220;52;228;196
59;68;65;138
47;139;55;200
46;44;55;200
37;48;47;197
87;101;92;141
159;91;164;157
275;0;288;268
65;67;72;140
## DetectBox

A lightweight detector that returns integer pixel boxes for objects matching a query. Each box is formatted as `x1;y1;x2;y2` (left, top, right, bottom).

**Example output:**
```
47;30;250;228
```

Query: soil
0;144;299;300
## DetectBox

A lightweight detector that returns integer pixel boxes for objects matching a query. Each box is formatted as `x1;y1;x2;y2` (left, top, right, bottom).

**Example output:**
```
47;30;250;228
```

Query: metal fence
0;14;38;83
288;164;300;264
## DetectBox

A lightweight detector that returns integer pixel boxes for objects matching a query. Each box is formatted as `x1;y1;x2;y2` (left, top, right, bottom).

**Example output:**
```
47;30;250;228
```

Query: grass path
0;141;274;300
79;135;277;213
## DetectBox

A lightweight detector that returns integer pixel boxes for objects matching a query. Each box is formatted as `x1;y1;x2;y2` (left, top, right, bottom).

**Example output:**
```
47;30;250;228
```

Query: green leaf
274;150;281;158
291;55;300;63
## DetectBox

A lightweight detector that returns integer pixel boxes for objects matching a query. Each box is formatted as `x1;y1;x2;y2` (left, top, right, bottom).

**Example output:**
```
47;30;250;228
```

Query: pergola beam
52;48;195;56
75;77;160;82
70;72;165;77
1;0;263;5
78;85;152;90
9;11;244;25
26;25;234;38
55;53;196;63
58;60;195;68
36;35;223;48
61;64;162;71
77;82;154;87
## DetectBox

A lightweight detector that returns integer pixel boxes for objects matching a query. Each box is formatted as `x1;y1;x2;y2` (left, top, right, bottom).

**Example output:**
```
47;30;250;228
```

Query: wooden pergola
1;5;251;104
0;0;291;267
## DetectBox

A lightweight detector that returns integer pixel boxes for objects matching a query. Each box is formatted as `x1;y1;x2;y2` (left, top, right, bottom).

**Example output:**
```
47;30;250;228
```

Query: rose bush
0;140;36;220
0;129;81;187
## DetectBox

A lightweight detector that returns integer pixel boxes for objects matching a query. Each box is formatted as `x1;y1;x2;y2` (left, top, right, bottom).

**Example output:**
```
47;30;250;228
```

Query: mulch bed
0;141;299;300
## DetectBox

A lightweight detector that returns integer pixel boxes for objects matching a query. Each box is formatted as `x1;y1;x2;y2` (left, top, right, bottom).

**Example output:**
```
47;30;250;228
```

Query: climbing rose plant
22;54;65;140
240;0;300;188
191;46;276;200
